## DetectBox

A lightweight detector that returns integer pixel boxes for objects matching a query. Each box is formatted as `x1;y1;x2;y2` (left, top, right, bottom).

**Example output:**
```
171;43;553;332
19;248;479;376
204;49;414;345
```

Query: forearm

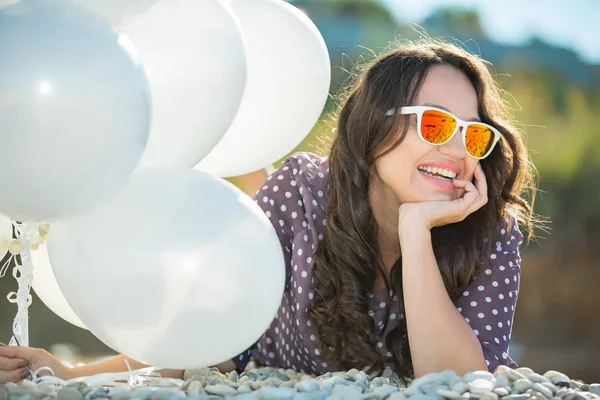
70;354;184;379
400;226;487;377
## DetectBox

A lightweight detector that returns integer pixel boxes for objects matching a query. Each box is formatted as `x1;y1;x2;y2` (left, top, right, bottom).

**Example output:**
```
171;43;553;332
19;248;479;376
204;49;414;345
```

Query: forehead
415;64;480;121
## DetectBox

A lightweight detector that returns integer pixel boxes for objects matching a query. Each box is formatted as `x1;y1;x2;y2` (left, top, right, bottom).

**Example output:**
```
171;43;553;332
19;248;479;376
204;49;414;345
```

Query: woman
0;39;536;384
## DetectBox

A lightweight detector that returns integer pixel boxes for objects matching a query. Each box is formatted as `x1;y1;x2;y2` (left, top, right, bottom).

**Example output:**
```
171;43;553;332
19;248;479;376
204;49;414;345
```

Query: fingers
0;356;28;371
0;368;30;384
0;344;36;360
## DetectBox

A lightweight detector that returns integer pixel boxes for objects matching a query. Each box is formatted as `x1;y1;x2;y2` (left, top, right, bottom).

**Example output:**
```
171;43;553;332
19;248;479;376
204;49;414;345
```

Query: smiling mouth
417;165;457;181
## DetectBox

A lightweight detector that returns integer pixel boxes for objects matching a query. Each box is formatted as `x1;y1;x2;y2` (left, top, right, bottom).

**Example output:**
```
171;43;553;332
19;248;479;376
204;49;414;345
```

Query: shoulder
252;152;329;235
488;215;525;263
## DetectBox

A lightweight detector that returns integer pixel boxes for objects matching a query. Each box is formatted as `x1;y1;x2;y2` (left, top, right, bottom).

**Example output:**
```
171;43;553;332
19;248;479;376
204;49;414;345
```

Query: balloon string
9;222;37;347
0;254;14;277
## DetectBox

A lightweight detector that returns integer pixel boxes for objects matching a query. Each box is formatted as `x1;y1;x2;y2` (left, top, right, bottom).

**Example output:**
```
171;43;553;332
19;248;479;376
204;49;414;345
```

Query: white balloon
31;242;87;330
48;167;285;369
0;0;151;222
0;214;12;260
124;0;247;168
69;0;161;26
195;0;330;177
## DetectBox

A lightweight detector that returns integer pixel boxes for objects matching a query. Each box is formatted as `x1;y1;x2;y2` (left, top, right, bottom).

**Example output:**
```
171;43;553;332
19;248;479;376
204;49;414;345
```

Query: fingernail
20;368;31;379
17;360;29;368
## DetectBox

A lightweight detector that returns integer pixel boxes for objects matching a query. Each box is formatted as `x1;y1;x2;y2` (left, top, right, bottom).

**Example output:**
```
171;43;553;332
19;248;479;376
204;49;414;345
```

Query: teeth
418;165;457;179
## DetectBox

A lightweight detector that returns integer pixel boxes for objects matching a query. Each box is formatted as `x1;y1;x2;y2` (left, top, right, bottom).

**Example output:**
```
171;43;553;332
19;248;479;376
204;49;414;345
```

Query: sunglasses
385;106;501;159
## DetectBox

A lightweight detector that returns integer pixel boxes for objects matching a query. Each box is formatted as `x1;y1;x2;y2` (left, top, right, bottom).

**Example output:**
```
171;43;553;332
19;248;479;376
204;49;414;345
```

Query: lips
417;169;456;191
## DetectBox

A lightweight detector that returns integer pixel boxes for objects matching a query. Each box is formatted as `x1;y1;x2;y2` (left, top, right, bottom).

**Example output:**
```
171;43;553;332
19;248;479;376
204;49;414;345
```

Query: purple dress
233;152;523;375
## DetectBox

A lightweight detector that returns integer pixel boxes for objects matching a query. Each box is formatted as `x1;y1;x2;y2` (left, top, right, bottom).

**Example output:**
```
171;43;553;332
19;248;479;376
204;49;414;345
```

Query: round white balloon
195;0;330;177
124;0;247;168
48;167;285;369
0;214;12;260
69;0;160;26
0;0;151;222
31;241;87;329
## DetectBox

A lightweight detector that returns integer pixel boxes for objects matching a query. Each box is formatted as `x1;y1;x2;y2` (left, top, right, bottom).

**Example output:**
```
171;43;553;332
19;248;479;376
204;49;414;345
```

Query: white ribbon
7;221;36;347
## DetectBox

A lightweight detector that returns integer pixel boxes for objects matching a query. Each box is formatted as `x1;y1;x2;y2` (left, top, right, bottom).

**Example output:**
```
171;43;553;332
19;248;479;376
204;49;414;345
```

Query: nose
439;126;467;159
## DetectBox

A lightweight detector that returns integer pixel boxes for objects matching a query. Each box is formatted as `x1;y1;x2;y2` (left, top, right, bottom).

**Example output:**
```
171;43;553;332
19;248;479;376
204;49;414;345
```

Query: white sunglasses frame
385;106;501;160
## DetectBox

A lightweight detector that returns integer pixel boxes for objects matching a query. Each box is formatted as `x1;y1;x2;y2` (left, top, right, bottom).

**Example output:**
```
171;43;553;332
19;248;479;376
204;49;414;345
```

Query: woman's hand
398;163;488;231
0;345;73;383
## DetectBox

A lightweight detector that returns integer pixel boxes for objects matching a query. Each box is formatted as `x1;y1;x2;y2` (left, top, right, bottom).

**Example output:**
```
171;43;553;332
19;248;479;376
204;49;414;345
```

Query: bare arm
69;355;237;379
400;226;487;377
230;168;270;197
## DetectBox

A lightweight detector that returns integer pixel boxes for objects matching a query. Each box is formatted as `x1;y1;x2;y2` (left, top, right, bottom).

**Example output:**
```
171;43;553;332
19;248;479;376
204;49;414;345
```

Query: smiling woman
0;38;537;386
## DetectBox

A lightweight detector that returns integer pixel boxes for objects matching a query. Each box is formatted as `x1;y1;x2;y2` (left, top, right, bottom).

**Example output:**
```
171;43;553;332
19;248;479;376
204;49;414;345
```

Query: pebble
515;380;534;393
1;364;598;400
496;367;527;381
470;379;495;394
57;388;84;400
482;393;499;400
204;385;236;396
533;383;554;399
465;372;496;383
494;388;510;397
589;384;600;396
529;374;552;384
439;389;462;399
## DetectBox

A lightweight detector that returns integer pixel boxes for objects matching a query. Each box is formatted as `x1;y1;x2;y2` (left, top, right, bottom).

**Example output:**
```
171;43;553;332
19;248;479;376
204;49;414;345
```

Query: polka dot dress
232;152;524;375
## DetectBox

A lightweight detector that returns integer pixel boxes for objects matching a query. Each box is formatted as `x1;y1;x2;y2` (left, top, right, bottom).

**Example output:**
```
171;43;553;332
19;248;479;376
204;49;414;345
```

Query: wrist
398;223;431;247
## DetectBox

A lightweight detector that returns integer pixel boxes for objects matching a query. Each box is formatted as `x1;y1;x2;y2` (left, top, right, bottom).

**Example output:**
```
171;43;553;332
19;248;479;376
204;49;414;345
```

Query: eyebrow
421;103;481;122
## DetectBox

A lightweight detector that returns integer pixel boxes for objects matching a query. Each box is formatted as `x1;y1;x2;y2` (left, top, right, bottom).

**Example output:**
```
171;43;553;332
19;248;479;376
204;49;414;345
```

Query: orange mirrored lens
465;123;495;158
421;109;456;144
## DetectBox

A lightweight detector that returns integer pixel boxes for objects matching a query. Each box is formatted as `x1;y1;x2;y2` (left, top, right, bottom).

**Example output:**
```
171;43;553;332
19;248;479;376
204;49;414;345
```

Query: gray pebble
494;388;510;396
464;372;495;383
470;379;495;394
57;388;84;400
494;374;510;390
540;382;559;396
256;386;295;400
496;366;527;381
452;381;469;394
352;381;368;393
0;388;7;400
516;368;535;378
408;395;440;400
529;374;552;384
186;381;203;396
237;384;252;394
514;380;534;393
386;392;408;400
296;379;319;393
502;395;532;400
570;382;583;390
229;370;238;383
109;388;134;400
589;384;600;396
204;385;237;396
481;393;499;400
373;384;399;397
438;389;462;399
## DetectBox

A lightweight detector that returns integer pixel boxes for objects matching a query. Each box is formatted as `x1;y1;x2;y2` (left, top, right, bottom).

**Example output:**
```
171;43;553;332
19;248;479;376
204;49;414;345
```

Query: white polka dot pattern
453;217;524;372
233;152;524;375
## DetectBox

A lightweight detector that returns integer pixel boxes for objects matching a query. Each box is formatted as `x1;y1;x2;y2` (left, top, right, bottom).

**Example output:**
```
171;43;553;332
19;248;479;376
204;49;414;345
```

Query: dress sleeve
454;217;525;372
232;155;307;373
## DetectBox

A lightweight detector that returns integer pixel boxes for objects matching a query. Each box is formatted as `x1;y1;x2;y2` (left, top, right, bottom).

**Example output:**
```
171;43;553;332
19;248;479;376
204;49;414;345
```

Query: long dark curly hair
309;39;538;384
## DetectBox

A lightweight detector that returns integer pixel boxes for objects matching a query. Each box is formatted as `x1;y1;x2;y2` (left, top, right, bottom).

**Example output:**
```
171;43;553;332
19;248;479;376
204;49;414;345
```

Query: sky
381;0;600;64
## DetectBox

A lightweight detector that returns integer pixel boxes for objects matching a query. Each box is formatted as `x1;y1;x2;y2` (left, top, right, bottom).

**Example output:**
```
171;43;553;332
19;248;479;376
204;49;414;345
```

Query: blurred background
1;0;599;383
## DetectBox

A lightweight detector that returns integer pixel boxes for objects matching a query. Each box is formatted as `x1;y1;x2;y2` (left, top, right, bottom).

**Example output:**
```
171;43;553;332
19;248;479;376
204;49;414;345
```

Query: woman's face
374;64;481;205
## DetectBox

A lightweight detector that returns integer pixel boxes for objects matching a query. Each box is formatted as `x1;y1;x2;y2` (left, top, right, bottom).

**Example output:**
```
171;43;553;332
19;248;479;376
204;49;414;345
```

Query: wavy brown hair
309;39;537;384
